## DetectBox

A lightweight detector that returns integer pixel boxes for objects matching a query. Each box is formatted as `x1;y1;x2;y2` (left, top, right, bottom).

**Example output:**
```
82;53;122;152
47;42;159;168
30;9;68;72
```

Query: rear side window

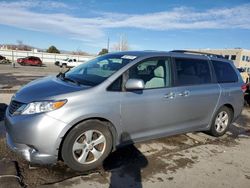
175;58;211;86
212;61;238;83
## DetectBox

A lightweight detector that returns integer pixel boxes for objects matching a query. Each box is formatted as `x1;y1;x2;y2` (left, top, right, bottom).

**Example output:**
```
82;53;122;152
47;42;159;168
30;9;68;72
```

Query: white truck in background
55;57;90;68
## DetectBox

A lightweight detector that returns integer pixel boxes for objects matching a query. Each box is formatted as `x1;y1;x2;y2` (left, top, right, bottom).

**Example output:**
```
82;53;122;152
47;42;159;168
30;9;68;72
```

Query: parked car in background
244;82;250;105
17;56;42;66
237;68;249;83
0;55;5;61
238;67;250;104
55;58;89;68
0;55;11;64
5;50;244;172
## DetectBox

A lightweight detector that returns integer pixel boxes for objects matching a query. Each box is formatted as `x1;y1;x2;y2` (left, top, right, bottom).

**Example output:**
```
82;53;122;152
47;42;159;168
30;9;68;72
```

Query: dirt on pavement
0;109;249;187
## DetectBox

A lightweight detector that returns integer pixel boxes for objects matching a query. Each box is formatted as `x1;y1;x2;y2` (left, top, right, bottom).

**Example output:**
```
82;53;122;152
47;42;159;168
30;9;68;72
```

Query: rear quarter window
174;58;212;86
212;60;238;83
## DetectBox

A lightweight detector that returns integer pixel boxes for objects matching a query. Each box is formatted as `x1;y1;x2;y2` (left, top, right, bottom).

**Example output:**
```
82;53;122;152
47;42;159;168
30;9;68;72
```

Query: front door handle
178;90;190;97
164;92;175;99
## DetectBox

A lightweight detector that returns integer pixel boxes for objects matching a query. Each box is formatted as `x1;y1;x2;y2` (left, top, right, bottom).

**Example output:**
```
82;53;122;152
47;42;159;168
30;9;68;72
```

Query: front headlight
20;100;67;115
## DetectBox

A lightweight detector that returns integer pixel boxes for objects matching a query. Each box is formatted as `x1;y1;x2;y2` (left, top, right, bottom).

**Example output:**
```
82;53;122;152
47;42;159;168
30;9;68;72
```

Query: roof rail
171;50;225;59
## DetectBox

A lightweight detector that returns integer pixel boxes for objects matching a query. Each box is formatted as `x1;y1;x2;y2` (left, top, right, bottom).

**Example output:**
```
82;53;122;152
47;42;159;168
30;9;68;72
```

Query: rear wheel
208;106;233;137
61;120;113;171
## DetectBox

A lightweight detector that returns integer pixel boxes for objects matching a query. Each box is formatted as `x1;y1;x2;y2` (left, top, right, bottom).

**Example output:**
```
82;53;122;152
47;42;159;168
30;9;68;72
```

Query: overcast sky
0;0;249;54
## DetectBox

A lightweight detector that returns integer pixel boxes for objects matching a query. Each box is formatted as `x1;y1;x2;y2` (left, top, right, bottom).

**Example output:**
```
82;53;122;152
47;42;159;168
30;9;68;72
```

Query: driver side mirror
125;79;145;90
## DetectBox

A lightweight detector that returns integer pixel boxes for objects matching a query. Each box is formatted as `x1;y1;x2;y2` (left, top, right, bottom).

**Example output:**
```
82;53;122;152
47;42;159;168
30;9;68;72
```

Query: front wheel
61;120;113;171
208;106;233;137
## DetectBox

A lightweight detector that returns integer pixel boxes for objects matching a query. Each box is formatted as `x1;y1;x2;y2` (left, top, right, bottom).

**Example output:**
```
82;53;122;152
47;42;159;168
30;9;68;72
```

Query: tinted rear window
212;61;238;83
175;58;211;86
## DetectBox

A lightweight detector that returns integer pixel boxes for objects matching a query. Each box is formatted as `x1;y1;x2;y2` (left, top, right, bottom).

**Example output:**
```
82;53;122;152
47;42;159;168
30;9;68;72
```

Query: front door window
127;58;171;89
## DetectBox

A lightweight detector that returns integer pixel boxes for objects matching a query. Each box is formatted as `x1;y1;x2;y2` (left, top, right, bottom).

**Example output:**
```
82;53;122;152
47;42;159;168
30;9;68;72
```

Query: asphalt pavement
0;64;250;188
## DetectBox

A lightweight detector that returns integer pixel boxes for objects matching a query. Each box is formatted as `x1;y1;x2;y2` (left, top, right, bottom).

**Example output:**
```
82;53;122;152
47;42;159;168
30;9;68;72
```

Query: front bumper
5;109;68;165
6;132;57;164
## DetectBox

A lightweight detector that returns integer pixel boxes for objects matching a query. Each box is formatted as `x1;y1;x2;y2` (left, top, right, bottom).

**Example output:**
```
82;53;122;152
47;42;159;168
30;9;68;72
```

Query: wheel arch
214;103;235;122
223;103;234;116
207;103;235;130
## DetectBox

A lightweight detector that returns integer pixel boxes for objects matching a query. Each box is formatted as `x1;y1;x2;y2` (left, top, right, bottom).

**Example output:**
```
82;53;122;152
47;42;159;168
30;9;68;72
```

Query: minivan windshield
63;54;135;86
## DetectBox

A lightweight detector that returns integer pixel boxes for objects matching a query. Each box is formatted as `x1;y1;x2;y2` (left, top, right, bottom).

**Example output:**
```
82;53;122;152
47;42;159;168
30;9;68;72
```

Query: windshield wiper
56;68;70;78
64;77;81;86
56;69;96;86
57;72;80;86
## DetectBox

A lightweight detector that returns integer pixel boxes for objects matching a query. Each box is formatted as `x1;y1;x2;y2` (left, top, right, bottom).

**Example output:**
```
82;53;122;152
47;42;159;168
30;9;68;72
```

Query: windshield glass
64;54;136;86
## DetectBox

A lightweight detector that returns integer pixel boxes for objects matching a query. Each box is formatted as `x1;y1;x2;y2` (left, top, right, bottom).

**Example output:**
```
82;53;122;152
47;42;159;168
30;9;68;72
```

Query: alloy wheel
72;130;106;164
215;111;229;133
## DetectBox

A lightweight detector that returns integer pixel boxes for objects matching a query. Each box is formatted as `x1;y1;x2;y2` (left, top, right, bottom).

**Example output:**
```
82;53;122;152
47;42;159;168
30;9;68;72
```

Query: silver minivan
5;50;245;171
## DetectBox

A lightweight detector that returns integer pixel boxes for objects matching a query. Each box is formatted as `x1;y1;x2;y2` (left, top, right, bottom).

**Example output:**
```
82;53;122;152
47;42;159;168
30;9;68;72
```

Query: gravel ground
0;64;250;188
0;64;59;92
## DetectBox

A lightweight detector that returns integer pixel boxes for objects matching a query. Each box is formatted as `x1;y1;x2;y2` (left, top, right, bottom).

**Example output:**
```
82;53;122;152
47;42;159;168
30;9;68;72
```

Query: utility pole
107;37;110;52
119;35;122;52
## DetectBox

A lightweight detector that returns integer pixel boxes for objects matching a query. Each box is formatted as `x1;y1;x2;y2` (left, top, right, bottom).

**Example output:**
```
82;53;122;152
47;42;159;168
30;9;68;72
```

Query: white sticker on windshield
121;55;137;60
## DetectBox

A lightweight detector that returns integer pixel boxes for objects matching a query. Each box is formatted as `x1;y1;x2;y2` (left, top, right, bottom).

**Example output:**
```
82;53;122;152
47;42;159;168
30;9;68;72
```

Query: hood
14;76;90;103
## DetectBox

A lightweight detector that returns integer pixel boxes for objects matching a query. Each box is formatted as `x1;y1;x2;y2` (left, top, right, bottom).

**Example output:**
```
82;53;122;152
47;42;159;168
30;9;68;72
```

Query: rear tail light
241;84;247;93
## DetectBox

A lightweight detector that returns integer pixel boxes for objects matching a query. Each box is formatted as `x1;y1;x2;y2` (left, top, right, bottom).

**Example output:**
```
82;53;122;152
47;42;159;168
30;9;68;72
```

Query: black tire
62;64;67;69
208;106;233;137
61;120;113;171
245;92;250;106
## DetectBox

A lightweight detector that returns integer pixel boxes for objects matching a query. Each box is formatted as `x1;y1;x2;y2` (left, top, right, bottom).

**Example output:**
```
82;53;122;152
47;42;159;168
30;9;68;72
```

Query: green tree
46;45;60;53
98;48;109;55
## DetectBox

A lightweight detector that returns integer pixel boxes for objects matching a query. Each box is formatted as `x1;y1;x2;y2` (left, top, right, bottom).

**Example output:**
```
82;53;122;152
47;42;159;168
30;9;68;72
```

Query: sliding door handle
178;90;190;97
164;92;175;99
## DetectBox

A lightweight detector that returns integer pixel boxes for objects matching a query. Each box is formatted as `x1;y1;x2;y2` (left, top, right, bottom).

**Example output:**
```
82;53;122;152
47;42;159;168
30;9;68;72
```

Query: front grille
9;100;25;115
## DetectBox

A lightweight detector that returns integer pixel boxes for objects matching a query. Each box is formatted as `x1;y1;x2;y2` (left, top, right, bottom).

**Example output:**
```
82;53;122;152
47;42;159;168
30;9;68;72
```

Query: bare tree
112;35;130;51
16;40;32;51
71;49;89;55
17;40;24;50
17;40;23;46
